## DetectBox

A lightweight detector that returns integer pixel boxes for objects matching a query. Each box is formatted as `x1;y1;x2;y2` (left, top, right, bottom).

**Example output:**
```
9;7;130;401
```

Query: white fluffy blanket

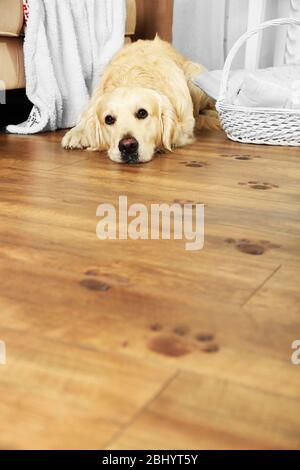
7;0;126;134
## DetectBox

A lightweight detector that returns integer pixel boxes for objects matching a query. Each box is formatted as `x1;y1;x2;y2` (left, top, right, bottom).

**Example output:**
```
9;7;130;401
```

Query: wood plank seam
104;370;179;450
162;368;300;404
242;264;282;307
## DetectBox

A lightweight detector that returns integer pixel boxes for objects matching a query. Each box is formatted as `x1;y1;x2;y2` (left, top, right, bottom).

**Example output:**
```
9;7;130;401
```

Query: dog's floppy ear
157;93;175;151
84;96;106;150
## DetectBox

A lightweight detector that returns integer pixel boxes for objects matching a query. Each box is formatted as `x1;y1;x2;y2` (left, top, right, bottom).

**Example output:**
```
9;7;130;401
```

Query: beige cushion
125;0;136;36
0;37;25;89
0;0;24;37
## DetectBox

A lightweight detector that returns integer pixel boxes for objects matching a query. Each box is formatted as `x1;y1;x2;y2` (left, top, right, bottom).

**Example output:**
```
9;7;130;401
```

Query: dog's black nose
119;136;139;160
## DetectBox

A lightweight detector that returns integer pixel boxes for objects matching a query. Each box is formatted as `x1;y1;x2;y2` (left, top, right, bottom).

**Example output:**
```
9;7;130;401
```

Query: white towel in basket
7;0;126;134
193;65;300;109
234;74;300;109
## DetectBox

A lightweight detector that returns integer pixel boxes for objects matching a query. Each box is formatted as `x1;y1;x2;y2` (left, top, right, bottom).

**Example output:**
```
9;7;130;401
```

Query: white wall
172;0;299;70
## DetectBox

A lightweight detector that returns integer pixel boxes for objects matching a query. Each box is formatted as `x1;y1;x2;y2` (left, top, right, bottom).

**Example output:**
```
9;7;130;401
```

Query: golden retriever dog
62;36;218;164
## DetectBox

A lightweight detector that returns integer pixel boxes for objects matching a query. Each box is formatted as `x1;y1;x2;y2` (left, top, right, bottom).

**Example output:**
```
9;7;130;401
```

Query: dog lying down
62;36;219;164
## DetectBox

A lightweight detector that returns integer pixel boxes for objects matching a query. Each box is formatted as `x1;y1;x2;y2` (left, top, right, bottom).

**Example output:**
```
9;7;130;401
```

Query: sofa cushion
0;37;25;90
0;0;24;37
126;0;136;36
0;0;136;37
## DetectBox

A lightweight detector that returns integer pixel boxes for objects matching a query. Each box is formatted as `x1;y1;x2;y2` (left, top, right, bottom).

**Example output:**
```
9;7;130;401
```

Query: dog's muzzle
118;136;139;163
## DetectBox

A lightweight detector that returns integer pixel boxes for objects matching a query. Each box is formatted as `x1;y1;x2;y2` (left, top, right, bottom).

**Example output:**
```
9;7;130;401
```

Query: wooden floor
0;129;299;449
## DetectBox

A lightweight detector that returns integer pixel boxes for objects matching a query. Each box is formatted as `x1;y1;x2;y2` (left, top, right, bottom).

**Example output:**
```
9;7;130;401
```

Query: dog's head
94;87;175;163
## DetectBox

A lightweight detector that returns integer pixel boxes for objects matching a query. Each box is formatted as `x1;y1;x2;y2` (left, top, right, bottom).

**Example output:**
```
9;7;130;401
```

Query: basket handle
219;17;300;101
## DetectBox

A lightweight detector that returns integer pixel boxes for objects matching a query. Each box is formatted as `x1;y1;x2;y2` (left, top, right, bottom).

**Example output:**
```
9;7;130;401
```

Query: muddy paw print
83;268;132;287
79;268;120;292
225;238;280;255
148;323;219;357
220;154;260;160
80;278;110;292
239;181;279;190
180;160;208;168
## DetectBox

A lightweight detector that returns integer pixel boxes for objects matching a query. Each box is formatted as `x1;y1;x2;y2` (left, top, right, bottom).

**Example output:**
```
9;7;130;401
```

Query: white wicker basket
216;18;300;146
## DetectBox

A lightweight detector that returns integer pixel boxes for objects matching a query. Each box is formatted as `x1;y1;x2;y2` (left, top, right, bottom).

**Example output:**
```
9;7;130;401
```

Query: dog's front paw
62;128;89;150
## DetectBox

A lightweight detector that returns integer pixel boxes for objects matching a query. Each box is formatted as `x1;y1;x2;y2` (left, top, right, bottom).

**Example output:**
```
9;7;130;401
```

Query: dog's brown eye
136;109;148;119
105;115;116;125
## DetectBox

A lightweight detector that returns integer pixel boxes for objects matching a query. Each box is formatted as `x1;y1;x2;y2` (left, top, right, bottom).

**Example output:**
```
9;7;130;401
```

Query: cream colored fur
62;36;219;163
